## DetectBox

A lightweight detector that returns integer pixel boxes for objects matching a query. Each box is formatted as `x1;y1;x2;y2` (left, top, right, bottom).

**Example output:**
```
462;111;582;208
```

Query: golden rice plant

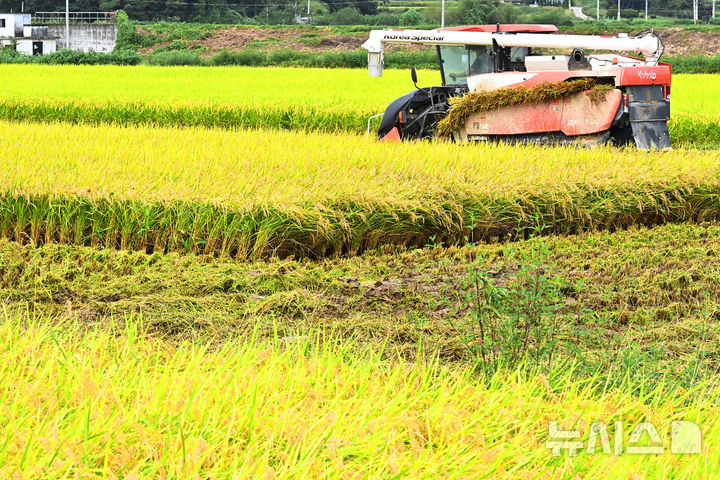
0;64;424;108
1;121;720;258
0;64;418;133
0;313;718;478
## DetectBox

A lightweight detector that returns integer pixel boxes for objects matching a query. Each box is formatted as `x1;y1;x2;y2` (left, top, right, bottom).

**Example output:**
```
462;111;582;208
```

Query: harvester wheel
610;121;635;147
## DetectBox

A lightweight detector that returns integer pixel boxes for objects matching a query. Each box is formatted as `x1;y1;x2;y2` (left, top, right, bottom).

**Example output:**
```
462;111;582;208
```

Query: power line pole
693;0;698;23
597;0;600;19
441;0;445;27
713;0;716;18
645;0;648;20
65;0;70;49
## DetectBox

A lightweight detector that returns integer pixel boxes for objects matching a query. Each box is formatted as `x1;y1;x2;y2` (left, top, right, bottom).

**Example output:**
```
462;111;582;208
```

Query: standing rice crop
0;66;715;144
2;121;720;258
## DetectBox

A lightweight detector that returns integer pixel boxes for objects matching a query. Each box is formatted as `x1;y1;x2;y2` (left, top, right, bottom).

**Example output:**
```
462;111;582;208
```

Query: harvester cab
362;24;672;149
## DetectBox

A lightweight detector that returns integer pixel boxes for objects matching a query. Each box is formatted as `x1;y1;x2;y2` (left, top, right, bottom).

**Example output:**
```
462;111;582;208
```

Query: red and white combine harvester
362;25;671;149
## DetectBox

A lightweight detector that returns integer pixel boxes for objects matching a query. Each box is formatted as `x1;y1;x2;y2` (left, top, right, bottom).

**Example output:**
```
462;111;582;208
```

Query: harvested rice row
436;79;615;138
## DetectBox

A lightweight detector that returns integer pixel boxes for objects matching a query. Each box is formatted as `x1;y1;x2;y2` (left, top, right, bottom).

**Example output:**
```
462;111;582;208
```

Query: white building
0;13;57;55
0;12;29;37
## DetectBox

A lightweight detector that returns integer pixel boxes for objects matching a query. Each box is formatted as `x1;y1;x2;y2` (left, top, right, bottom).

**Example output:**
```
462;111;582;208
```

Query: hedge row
0;46;718;73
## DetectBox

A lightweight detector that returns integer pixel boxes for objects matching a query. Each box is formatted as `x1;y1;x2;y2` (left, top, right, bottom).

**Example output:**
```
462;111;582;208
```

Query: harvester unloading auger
362;25;671;149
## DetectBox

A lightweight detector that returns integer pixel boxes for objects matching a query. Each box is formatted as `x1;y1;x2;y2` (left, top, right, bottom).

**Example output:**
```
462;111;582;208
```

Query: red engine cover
463;89;622;137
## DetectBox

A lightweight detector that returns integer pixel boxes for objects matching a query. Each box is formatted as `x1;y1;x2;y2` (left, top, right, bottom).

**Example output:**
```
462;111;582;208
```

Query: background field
0;65;710;114
0;66;717;146
0;65;424;105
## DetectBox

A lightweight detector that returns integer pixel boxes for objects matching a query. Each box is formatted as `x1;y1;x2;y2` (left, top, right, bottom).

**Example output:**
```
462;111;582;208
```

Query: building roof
438;24;558;33
15;37;58;41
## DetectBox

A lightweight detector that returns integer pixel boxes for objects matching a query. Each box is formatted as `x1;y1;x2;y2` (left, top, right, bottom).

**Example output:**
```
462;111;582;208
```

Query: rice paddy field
1;63;720;477
0;65;717;145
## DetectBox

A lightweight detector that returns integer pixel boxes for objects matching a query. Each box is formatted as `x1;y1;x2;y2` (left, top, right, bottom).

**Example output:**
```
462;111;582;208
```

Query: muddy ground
659;28;720;56
138;26;720;57
138;27;369;56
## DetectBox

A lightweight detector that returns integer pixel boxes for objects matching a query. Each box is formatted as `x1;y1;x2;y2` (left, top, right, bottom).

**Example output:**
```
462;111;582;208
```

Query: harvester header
362;24;671;150
362;25;664;77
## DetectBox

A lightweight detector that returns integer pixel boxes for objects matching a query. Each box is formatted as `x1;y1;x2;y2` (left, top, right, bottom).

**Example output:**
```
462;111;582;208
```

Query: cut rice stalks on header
436;79;615;138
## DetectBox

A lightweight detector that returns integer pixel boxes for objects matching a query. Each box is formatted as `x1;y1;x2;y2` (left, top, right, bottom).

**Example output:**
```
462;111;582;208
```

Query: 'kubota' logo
637;70;657;80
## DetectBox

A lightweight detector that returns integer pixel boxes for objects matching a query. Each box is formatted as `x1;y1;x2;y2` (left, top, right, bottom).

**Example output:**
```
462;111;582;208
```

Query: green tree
457;0;498;24
0;0;248;22
324;0;378;15
400;8;425;26
114;9;138;51
623;7;640;18
454;0;517;24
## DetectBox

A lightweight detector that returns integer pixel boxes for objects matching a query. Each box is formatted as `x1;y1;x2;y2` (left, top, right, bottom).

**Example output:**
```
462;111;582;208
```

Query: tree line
0;0;711;23
0;0;378;22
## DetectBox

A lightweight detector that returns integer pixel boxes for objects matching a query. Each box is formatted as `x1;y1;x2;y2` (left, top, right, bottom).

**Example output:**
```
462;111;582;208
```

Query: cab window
509;47;530;69
438;45;492;85
438;44;530;84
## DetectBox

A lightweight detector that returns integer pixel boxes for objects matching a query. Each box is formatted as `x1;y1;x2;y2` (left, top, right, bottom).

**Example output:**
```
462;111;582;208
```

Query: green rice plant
1;121;720;258
0;313;718;478
0;97;370;133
